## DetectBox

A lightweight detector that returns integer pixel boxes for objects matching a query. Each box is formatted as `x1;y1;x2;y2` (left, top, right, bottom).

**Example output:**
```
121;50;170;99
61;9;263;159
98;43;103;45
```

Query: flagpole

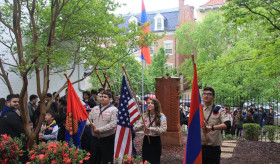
122;65;151;144
142;59;144;115
191;55;208;145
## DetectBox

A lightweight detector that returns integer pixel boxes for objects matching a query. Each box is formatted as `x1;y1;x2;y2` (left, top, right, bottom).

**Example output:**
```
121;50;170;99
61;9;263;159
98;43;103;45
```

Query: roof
200;0;226;7
118;8;179;32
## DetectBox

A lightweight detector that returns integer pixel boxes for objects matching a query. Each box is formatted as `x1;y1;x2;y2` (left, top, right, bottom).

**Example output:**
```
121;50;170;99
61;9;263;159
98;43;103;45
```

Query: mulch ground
133;132;280;164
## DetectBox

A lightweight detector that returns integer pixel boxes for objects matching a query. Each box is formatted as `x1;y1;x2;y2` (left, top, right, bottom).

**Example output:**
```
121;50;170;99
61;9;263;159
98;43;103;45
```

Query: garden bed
133;132;280;164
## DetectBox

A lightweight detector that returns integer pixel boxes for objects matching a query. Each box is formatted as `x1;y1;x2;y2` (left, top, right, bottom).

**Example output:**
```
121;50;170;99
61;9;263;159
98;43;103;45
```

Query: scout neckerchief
42;120;56;135
98;104;112;120
204;104;216;124
149;113;156;127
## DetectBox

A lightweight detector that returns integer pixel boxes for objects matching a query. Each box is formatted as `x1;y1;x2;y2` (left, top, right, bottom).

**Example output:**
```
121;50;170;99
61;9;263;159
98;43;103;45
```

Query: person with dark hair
113;96;120;108
249;105;255;115
259;107;267;127
46;92;58;112
0;98;6;112
83;91;96;108
91;89;100;105
39;110;58;143
87;90;117;164
253;108;260;124
98;88;104;95
235;108;244;137
52;92;60;103
28;94;38;122
0;94;28;163
57;98;67;142
134;98;167;164
244;109;254;123
0;94;23;136
267;108;274;125
201;87;231;164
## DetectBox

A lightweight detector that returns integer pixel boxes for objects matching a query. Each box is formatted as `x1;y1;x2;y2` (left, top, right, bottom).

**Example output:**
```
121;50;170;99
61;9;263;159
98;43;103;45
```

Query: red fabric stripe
115;126;125;159
129;108;137;117
142;0;146;11
124;129;132;156
187;64;199;126
130;115;140;126
128;102;135;109
193;151;202;164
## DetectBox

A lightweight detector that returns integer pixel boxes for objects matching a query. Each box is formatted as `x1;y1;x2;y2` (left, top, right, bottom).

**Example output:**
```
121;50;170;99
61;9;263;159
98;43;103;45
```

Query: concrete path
221;140;237;158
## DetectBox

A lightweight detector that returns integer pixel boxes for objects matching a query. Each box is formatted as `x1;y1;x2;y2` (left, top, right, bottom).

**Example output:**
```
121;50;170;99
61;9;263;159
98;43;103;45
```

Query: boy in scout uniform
201;87;231;164
88;91;117;164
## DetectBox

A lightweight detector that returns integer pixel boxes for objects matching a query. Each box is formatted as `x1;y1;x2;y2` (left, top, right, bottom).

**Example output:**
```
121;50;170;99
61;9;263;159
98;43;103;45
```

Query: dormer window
129;16;138;25
154;13;164;31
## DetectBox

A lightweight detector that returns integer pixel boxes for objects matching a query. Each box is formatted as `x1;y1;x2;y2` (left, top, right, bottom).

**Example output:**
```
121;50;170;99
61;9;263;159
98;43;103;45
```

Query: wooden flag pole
191;54;208;145
121;65;151;144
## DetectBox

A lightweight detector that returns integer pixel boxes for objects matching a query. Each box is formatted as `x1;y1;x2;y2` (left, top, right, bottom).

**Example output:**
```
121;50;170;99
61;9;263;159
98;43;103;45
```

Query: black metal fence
180;94;280;142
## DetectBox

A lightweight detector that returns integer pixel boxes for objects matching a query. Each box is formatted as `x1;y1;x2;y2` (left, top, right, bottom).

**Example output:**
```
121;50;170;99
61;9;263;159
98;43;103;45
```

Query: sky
114;0;210;16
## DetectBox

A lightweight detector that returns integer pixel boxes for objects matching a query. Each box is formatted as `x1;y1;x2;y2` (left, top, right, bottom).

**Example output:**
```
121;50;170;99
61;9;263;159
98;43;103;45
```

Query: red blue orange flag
65;78;89;149
183;57;203;164
140;0;151;65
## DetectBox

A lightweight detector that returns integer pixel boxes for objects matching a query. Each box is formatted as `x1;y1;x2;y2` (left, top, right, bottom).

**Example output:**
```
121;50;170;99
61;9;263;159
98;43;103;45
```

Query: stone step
222;140;237;143
221;147;234;153
221;152;233;158
222;143;236;147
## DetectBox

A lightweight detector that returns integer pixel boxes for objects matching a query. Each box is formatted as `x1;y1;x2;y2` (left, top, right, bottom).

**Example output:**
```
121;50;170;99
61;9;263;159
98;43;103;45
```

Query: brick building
119;0;194;71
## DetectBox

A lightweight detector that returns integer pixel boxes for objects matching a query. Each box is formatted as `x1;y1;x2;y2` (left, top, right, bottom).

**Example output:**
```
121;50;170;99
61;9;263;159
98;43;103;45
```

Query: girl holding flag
134;98;167;164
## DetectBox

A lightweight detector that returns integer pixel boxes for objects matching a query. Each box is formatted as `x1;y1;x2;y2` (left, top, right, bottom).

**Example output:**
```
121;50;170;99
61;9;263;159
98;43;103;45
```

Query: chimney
179;0;184;10
178;0;194;26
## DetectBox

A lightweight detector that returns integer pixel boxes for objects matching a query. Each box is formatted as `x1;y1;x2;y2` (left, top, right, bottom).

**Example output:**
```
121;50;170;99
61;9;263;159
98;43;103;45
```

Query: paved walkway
221;140;237;158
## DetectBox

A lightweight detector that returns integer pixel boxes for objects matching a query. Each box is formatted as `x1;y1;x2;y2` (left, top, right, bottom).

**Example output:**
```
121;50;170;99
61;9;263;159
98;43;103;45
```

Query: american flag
114;75;140;161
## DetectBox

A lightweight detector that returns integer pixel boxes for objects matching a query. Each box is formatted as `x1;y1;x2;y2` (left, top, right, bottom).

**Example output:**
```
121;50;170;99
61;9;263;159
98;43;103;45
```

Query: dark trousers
89;134;115;164
142;135;162;164
202;145;221;164
132;130;137;157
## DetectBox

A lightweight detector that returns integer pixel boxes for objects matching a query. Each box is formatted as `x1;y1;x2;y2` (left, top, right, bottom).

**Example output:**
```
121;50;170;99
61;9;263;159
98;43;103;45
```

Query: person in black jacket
0;94;28;163
267;108;274;125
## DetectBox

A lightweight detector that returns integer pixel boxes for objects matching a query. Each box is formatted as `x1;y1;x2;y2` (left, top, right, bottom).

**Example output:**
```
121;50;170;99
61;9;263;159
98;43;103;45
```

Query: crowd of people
179;99;276;139
0;88;167;164
222;105;275;137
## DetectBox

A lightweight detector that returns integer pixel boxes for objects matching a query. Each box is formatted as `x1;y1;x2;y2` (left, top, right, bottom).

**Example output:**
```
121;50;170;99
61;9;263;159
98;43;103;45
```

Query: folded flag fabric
65;79;89;149
183;61;203;164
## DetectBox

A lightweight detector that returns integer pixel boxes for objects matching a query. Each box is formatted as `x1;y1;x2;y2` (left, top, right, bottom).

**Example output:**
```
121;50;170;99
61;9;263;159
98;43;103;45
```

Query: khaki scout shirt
134;113;167;136
88;104;117;138
201;104;230;146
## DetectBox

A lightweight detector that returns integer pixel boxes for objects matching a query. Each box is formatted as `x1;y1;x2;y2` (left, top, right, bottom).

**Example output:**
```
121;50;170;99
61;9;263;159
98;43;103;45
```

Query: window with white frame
154;13;164;31
164;41;173;55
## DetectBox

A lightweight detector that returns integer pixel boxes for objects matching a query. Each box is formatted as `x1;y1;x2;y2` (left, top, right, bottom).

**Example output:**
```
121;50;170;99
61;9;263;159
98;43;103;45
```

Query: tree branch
243;4;280;31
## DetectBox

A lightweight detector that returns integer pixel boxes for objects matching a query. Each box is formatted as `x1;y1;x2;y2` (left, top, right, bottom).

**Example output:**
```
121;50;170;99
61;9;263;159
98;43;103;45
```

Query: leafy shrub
243;123;260;141
0;134;24;163
27;141;90;164
264;125;278;142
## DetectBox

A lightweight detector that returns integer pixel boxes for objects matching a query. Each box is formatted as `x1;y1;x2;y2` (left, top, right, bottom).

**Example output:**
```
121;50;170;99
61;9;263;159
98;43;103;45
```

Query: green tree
223;0;280;32
175;10;280;99
148;47;177;86
0;0;160;147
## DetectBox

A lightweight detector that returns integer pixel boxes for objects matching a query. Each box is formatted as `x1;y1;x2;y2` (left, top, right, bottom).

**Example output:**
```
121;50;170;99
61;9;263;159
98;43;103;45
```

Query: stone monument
155;73;183;145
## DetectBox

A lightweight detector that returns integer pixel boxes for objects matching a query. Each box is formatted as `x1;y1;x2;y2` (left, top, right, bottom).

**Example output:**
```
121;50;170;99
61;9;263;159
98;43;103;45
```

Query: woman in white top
134;98;167;164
